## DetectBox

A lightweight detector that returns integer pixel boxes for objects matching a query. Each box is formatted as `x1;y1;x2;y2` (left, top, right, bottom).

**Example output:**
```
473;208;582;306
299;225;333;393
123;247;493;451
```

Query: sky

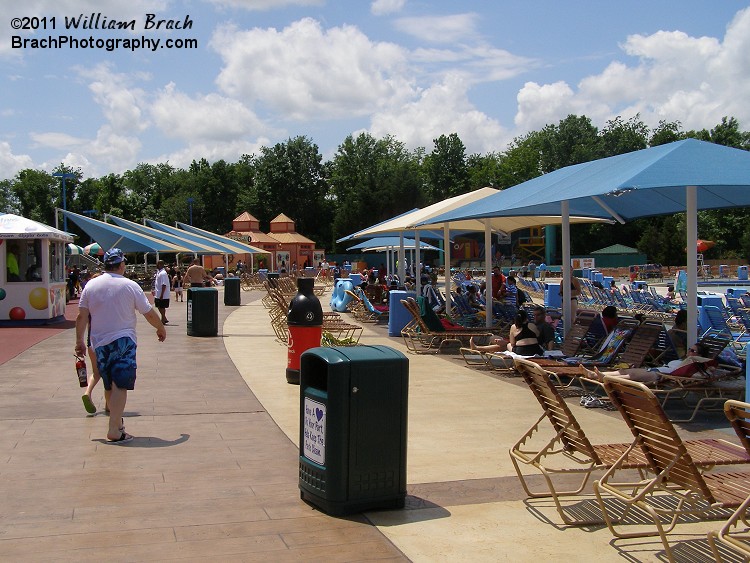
1;0;749;181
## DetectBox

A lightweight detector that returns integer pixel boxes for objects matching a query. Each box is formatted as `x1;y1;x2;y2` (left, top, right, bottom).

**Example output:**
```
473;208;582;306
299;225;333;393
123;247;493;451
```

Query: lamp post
52;172;75;232
187;197;194;225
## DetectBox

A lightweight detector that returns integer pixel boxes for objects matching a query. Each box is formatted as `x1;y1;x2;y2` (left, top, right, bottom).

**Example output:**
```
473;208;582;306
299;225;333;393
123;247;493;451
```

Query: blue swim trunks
95;337;137;391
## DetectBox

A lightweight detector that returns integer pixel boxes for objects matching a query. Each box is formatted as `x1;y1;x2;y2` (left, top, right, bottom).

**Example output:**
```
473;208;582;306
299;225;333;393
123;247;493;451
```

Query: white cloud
151;82;268;142
371;0;406;16
394;13;479;43
205;0;323;10
0;141;34;179
75;63;149;134
368;73;507;154
211;18;416;120
30;131;88;149
27;126;141;178
152;138;269;170
513;6;750;136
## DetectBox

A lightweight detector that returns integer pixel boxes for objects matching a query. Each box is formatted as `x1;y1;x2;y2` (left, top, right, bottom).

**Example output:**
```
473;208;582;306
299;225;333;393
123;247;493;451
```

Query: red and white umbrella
696;239;715;253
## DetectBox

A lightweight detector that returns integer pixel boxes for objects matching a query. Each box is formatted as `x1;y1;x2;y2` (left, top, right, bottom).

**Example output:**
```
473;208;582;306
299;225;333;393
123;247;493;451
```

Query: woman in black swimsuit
509;310;544;356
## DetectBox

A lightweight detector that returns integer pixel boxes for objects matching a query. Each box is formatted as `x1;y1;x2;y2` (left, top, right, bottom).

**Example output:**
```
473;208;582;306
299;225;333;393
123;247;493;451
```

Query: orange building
206;212;324;272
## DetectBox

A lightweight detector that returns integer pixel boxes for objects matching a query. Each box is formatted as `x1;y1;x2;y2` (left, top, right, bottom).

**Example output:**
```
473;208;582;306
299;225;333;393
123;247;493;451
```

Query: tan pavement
0;287;744;561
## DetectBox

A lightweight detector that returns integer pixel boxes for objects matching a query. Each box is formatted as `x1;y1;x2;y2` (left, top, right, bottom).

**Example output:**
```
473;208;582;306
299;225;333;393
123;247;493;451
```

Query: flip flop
82;395;96;414
107;432;134;444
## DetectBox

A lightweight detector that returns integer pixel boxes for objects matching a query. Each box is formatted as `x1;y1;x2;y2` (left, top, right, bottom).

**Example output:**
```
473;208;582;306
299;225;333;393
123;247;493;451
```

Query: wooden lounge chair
458;346;515;373
708;400;750;561
511;359;750;527
653;335;744;422
356;287;388;322
534;318;657;391
400;297;491;354
561;309;608;357
595;377;750;562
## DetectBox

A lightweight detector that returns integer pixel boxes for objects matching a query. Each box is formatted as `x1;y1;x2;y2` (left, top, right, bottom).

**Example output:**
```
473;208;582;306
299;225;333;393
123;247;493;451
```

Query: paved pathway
0;291;406;561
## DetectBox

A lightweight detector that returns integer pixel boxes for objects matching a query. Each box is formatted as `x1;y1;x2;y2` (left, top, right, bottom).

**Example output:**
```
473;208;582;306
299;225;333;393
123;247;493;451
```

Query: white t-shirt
79;272;153;349
155;268;171;299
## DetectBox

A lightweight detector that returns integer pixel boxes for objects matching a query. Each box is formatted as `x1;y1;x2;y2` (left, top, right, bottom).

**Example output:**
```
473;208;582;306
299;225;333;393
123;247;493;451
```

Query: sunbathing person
469;335;510;353
577;342;715;384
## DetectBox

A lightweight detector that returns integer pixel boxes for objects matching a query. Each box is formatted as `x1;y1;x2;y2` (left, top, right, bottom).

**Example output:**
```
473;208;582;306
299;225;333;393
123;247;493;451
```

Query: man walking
75;248;166;444
185;258;210;287
154;260;171;324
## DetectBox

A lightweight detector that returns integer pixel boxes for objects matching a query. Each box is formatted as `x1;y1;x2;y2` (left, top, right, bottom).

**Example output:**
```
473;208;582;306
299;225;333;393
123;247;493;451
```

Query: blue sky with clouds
1;0;749;181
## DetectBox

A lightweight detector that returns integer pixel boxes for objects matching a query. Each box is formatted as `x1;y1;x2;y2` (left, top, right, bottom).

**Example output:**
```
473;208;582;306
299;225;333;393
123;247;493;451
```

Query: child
173;270;184;302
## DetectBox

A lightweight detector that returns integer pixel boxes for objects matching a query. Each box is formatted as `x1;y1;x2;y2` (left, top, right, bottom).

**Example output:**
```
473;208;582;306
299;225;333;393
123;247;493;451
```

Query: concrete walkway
0;288;743;561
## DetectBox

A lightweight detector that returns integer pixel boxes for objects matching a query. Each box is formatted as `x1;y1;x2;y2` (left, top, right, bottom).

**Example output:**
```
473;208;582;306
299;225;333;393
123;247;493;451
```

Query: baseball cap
103;247;126;265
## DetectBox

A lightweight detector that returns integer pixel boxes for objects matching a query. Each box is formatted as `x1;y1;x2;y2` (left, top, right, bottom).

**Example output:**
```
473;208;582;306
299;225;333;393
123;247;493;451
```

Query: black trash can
267;272;280;288
187;287;218;336
224;277;241;306
298;345;408;515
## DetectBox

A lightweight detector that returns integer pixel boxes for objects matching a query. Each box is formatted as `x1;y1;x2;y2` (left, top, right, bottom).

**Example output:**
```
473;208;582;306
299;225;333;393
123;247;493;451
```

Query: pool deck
0;288;745;561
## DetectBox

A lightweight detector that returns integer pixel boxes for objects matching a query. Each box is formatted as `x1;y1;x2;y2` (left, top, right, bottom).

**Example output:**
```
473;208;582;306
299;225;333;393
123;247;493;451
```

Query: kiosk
0;213;72;323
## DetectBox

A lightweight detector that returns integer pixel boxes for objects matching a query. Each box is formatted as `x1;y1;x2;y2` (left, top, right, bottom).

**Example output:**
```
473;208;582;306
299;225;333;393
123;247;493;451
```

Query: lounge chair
653;335;745;422
708;400;750;561
458;345;515;373
595;377;750;562
511;359;750;528
700;305;750;354
400;297;492;354
534;318;658;391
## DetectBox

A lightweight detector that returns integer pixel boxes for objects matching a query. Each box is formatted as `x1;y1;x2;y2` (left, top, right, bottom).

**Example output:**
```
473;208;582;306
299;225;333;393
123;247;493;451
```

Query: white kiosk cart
0;213;73;323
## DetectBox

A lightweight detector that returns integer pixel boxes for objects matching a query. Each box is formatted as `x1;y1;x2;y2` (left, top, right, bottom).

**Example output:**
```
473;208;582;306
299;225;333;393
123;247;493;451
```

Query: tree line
1;114;749;264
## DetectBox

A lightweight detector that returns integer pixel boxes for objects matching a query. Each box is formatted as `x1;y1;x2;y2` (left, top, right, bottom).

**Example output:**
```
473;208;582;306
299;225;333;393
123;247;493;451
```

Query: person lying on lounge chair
578;342;717;384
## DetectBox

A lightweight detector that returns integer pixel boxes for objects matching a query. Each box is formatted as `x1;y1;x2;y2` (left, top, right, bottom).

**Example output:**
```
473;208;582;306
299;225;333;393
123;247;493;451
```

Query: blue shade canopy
347;237;441;252
61;210;187;253
109;215;232;255
415;138;750;347
171;221;268;254
420;139;750;224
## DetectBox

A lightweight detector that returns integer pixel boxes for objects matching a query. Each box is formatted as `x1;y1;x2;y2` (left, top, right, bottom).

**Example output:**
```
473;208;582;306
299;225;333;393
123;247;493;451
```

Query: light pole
187;197;194;225
52;172;75;232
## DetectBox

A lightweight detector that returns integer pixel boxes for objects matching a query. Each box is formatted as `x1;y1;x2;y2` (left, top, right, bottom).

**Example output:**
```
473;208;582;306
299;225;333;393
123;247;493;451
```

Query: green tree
422;133;470;201
495;131;544;188
599;115;648;156
11;169;60;225
235;153;258;217
329;133;424;249
466;152;503;190
253;136;332;244
709;116;750;149
0;178;19;213
537;114;602;172
649;120;684;146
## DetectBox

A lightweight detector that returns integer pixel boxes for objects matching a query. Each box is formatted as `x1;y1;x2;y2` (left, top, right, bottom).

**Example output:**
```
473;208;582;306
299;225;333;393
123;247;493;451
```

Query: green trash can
298;345;408;515
187;287;218;336
224;277;241;306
